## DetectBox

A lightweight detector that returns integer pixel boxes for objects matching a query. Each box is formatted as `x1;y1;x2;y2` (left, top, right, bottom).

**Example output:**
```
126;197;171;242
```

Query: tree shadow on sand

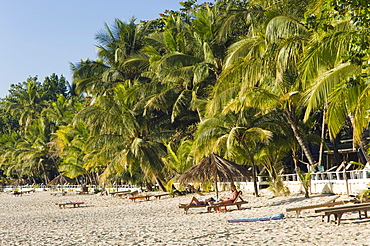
251;193;338;209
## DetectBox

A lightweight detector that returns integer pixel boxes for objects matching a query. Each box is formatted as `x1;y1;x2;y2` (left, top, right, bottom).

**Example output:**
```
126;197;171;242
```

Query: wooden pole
215;175;219;200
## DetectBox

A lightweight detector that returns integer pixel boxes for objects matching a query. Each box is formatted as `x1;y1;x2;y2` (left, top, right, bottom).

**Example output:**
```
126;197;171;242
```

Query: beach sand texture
1;191;369;246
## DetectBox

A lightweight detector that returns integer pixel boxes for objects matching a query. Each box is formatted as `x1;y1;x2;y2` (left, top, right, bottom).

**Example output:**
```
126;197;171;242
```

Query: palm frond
304;62;361;120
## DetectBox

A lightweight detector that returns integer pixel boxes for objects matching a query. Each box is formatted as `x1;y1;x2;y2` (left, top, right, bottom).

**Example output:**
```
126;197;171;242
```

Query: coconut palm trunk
318;107;326;167
241;141;259;197
155;176;167;192
285;108;316;167
293;149;310;198
358;131;370;163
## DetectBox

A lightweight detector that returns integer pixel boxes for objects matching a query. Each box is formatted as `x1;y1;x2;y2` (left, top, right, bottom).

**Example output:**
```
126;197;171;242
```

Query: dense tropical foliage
1;0;369;195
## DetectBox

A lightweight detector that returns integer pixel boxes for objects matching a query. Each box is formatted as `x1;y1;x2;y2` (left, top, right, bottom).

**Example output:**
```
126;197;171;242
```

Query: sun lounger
286;195;344;218
315;202;370;225
179;191;247;214
57;201;84;209
110;190;132;197
116;191;132;197
178;204;209;214
76;191;89;195
126;190;139;197
50;191;67;196
323;206;370;225
207;191;248;213
154;193;170;200
207;201;248;212
13;191;22;196
129;195;151;202
22;189;35;194
315;202;370;214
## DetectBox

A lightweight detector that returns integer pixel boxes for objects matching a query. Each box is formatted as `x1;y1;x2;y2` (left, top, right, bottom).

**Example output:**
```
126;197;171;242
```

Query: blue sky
0;0;200;98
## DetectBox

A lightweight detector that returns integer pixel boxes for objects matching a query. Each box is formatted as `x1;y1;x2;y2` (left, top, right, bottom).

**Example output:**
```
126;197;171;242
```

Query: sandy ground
0;190;369;246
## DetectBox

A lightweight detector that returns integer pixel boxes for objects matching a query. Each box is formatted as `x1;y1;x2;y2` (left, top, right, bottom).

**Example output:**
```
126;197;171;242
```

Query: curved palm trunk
40;161;50;184
292;149;310;198
285;108;316;167
318;107;326;166
358;131;370;163
241;141;259;197
214;174;219;200
348;117;369;163
155;176;167;192
332;136;342;165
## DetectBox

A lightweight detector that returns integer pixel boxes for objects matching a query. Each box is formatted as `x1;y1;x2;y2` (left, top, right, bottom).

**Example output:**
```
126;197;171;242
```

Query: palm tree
162;138;194;176
6;77;46;131
73;85;171;190
301;3;370;161
256;144;290;196
8;118;59;184
71;18;151;99
0;132;25;182
193;107;273;196
51;121;93;183
142;3;232;124
209;0;319;167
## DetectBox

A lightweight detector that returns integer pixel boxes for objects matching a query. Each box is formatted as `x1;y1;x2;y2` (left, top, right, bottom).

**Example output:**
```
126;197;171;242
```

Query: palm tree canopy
178;152;251;185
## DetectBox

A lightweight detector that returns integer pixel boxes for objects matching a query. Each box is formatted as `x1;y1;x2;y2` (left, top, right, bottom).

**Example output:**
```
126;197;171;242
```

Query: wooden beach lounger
154;193;170;200
207;191;248;213
12;191;22;196
57;201;84;209
207;201;248;213
178;204;209;214
179;191;248;214
21;189;35;194
315;202;370;225
129;195;151;202
50;191;67;196
109;190;132;197
285;195;346;218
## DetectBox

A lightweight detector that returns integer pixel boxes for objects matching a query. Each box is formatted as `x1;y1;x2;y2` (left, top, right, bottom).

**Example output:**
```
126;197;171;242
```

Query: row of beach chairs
51;189;170;209
108;190;170;201
17;187;370;226
286;195;370;225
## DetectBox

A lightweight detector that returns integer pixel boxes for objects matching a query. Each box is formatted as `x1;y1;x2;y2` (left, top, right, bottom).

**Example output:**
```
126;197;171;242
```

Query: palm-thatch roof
48;174;77;185
10;178;27;186
178;152;251;197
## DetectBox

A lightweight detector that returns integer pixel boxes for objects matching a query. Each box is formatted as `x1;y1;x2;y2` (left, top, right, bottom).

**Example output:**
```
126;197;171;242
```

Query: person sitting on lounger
210;185;239;205
180;196;216;206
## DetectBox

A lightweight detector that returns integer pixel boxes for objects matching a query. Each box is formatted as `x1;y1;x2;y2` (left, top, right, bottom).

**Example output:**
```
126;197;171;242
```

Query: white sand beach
1;190;369;246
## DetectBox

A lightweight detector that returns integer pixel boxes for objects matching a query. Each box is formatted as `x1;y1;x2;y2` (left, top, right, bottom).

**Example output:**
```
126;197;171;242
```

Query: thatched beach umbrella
178;152;251;199
48;174;77;185
10;178;27;186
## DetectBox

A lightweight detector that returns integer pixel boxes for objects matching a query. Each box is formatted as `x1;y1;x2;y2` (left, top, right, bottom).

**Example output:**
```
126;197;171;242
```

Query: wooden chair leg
337;213;343;226
296;210;301;218
327;214;331;223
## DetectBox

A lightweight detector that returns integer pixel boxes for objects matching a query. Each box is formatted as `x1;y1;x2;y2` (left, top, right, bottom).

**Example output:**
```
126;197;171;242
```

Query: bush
268;177;290;196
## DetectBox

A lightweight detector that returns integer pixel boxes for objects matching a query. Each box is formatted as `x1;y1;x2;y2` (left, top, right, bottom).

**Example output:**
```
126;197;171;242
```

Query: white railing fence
2;170;370;195
232;170;370;195
0;184;139;193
